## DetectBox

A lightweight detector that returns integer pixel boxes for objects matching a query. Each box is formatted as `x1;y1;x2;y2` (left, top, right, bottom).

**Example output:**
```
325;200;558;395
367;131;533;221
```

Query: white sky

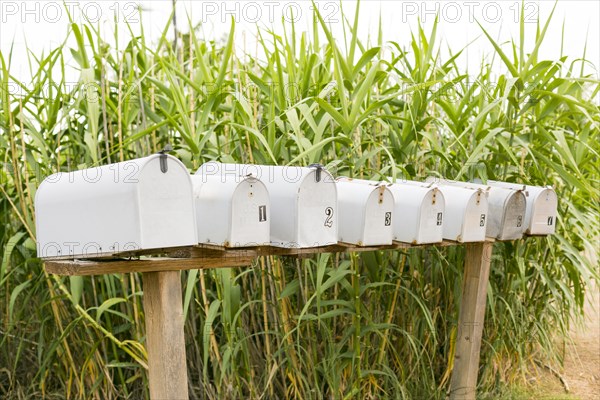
1;1;599;85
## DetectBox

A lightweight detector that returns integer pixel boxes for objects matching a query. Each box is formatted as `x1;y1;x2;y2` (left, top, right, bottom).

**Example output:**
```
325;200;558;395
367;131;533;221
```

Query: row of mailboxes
196;163;338;248
480;180;557;236
428;179;526;241
389;180;489;243
34;156;558;259
426;178;557;238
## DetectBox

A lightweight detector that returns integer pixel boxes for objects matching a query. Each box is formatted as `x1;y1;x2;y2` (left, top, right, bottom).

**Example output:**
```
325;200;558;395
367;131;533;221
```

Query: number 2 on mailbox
324;207;334;228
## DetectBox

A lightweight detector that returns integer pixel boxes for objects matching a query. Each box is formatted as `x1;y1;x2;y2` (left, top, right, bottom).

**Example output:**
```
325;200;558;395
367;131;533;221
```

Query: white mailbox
384;179;445;244
197;162;337;248
35;154;198;259
335;178;394;246
422;182;489;242
480;181;557;235
429;179;527;241
190;174;270;247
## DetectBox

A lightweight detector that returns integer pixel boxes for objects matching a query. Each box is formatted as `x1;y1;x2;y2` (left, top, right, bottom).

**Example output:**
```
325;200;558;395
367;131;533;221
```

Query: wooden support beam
42;240;460;262
44;255;253;276
44;241;459;275
143;271;189;400
449;240;494;400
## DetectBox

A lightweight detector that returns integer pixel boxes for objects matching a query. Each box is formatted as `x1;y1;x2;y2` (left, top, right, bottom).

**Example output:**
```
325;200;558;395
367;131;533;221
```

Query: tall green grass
1;2;598;399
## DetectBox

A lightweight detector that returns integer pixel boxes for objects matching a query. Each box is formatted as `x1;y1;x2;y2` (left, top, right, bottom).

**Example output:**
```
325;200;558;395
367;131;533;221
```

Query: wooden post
449;240;494;400
143;271;189;400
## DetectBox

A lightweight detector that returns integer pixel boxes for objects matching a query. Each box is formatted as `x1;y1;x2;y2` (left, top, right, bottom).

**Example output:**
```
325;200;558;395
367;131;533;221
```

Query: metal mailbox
197;162;337;248
424;182;489;242
385;179;445;244
481;181;557;235
429;179;527;241
335;178;394;246
35;154;198;259
191;173;270;247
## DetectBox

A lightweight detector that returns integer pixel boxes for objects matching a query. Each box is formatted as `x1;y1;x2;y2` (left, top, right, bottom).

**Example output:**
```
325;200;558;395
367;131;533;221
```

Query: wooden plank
43;240;461;262
44;241;463;276
143;271;189;400
187;240;458;258
188;243;401;258
39;246;196;261
449;240;494;400
45;255;253;276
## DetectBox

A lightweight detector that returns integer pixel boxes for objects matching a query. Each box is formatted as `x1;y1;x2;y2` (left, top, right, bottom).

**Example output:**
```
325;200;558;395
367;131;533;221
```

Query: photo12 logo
0;1;140;24
198;1;340;24
400;1;539;24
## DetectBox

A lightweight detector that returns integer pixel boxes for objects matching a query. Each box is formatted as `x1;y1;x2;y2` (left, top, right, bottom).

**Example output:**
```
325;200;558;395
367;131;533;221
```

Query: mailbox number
547;216;553;226
516;215;523;227
259;205;267;222
385;212;392;226
480;214;486;227
437;212;443;226
324;207;334;228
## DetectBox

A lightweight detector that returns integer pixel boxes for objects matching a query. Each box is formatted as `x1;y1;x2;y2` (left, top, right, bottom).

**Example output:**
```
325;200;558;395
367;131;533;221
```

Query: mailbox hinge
158;144;173;173
308;163;324;182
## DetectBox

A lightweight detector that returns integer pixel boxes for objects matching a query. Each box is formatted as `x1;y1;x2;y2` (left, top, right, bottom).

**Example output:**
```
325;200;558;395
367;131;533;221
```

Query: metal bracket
158;144;173;174
308;163;324;182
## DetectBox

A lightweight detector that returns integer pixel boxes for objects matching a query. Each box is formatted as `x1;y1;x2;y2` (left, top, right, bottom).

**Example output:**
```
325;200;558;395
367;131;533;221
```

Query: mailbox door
460;192;488;242
435;186;483;242
388;184;426;244
529;188;558;235
482;192;503;239
497;191;526;240
416;189;444;244
138;157;197;249
296;171;337;247
230;179;270;247
362;188;394;246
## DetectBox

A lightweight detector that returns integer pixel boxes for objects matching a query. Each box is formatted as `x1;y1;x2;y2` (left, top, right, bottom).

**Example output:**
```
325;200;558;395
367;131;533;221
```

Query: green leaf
95;298;127;322
279;279;300;299
203;299;221;377
315;98;351;133
477;21;518;77
9;280;30;323
69;276;84;306
183;270;199;318
1;231;26;285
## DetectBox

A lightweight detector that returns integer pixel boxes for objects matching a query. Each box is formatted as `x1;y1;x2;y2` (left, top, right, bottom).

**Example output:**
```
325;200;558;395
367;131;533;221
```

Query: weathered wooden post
449;240;494;400
143;271;189;400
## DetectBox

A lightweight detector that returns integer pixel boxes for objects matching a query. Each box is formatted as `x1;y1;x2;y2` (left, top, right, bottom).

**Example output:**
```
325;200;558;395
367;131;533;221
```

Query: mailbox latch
158;144;173;173
378;186;385;204
308;163;324;182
